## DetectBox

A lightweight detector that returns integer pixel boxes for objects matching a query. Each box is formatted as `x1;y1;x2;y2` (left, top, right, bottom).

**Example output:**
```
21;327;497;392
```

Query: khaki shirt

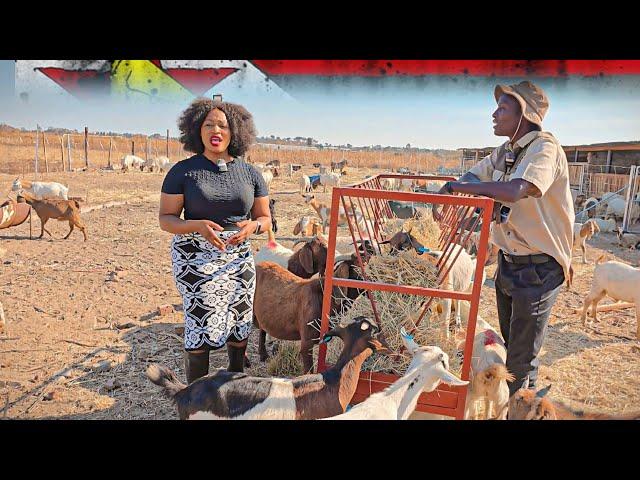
469;130;574;281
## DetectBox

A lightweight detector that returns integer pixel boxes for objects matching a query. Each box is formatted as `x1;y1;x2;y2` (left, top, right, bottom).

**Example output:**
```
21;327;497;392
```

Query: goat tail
480;364;515;385
595;254;607;265
146;363;186;399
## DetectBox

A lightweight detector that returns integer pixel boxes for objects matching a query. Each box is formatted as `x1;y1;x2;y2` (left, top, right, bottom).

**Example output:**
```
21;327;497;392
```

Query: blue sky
1;60;639;150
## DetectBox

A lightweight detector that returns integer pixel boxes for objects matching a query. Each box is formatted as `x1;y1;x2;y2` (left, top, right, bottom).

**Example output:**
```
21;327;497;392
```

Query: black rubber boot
184;349;210;384
227;342;248;373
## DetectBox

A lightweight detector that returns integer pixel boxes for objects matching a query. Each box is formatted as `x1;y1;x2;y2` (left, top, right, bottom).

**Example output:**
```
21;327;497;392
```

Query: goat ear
293;222;301;236
536;384;552;398
300;245;314;274
437;366;469;387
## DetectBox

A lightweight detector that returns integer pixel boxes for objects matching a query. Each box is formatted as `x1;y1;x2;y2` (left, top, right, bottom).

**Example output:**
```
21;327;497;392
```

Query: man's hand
432;181;455;222
226;220;257;246
194;219;226;250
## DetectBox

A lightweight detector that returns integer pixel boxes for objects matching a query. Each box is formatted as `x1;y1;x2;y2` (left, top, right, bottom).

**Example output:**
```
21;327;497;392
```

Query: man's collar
508;130;540;152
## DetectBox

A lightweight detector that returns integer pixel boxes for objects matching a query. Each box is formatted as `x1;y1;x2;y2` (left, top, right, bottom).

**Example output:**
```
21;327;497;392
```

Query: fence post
43;131;49;173
67;134;72;171
166;129;170;158
34;125;40;179
108;137;112;168
131;140;135;155
84;126;89;168
145;136;149;161
60;135;65;172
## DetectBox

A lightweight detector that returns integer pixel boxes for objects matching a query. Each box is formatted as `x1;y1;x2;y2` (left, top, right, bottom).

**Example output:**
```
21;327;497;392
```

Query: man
434;80;574;395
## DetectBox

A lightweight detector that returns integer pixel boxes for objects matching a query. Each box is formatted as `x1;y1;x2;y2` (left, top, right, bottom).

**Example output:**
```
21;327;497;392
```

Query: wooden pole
84;126;89;168
34;126;40;178
43;131;49;173
145;136;149;161
67;134;72;171
131;140;135;155
60;136;65;172
108;137;112;168
166;129;170;158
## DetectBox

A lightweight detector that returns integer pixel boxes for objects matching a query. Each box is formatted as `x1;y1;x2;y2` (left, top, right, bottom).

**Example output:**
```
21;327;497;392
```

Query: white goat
253;229;293;268
299;175;312;194
121;154;145;171
606;196;640;224
592;217;617;232
572;219;600;264
324;328;467;420
12;178;69;200
319;172;340;193
293;216;323;237
261;169;274;192
428;244;483;339
580;255;640;339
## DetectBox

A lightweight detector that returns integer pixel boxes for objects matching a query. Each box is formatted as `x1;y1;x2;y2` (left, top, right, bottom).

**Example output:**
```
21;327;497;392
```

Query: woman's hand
194;219;226;250
225;220;257;246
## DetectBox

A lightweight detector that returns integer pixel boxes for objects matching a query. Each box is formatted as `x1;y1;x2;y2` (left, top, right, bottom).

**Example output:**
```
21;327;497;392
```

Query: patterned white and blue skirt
171;230;255;351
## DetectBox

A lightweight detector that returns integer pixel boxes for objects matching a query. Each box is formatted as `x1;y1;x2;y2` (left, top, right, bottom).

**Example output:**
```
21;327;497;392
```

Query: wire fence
0;129;461;175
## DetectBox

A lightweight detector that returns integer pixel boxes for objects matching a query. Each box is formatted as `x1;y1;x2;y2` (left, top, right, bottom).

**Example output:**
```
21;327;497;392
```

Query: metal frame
622;165;640;234
316;173;494;420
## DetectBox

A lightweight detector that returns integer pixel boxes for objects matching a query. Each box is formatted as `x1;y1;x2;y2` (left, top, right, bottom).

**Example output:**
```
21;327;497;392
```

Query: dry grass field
0;162;638;420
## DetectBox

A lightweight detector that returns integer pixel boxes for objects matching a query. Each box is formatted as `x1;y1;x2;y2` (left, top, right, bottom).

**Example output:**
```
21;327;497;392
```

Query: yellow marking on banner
110;60;193;102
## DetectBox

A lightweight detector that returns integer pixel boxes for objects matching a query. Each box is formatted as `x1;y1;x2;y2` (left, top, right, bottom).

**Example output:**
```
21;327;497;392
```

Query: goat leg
300;337;315;374
258;329;269;362
64;221;74;239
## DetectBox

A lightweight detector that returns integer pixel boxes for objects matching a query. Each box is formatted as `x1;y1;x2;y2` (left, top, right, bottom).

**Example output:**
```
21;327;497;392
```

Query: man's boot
184;349;210;384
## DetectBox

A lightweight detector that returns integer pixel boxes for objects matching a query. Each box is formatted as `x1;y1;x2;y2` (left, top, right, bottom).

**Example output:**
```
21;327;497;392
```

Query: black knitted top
161;154;268;228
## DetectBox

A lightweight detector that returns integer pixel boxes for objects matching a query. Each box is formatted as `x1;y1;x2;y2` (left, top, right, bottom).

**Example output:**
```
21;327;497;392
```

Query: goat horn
292;238;310;247
536;384;552;398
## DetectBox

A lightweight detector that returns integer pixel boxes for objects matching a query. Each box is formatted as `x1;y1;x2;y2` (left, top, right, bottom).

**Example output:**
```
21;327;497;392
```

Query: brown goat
287;236;329;279
253;261;352;373
508;384;640;420
19;192;87;241
146;317;389;419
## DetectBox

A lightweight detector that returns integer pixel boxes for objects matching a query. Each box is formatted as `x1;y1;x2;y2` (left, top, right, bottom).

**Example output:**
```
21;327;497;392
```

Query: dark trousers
495;251;565;396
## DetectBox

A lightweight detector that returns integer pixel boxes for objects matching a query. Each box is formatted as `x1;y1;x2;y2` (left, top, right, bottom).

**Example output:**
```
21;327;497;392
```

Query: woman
159;98;271;383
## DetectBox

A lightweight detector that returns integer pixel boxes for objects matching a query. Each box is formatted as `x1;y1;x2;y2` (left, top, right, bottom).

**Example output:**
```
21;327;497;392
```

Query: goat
427;244;482;339
143;157;160;172
253;260;364;372
459;324;513;420
388;200;420;220
606;196;640;224
572;219;600;264
580;254;640;339
260;169;274;192
508;382;640;420
293;216;323;237
303;194;361;234
147;317;389;419
616;226;640;250
592;217;617;233
324;327;467;420
253;229;294;269
18;192;87;241
121;154;145;172
319;172;340;193
582;197;600;219
287;236;329;279
299;175;312;194
12;178;68;200
156;156;175;173
330;159;347;173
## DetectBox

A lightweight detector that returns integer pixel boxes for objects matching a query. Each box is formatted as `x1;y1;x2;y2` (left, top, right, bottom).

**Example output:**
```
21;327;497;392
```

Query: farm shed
564;142;640;197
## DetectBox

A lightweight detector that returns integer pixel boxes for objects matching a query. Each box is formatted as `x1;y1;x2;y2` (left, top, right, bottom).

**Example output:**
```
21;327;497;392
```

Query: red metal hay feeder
317;173;494;419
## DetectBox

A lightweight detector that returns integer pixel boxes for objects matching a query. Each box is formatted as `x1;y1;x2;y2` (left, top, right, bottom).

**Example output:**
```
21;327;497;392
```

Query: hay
383;214;442;251
266;342;303;377
324;250;464;376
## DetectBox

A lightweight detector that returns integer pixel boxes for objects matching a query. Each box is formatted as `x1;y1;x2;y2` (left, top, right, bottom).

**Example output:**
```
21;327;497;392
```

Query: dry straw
266;342;304;377
321;250;465;376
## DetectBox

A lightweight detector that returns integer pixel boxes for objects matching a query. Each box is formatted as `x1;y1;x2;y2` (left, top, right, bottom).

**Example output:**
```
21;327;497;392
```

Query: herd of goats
1;156;639;420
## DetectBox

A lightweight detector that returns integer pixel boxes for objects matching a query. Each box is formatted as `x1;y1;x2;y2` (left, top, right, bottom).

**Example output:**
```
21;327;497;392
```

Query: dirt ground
1;167;638;420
